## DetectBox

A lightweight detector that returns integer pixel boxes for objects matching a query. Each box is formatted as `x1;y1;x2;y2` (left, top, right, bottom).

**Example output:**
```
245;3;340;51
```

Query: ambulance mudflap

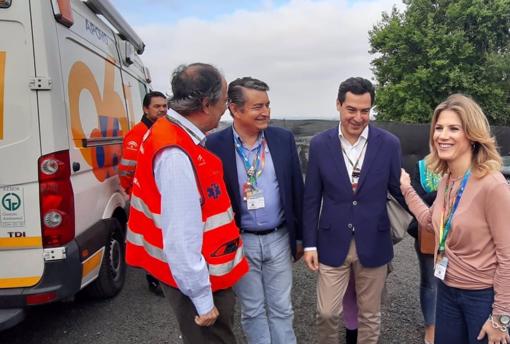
0;0;44;290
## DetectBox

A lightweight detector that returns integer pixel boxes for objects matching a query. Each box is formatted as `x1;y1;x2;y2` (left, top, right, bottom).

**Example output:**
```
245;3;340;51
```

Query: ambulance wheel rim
109;238;121;279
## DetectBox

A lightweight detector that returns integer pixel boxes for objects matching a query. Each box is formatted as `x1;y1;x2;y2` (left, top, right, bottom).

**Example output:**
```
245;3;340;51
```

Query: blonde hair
426;94;502;178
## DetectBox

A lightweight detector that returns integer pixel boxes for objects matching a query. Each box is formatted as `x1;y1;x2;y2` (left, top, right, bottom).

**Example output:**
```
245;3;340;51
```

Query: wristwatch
498;315;510;328
489;314;510;332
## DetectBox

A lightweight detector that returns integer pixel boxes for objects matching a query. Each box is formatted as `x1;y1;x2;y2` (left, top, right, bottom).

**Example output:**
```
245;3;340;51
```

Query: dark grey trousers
161;284;237;344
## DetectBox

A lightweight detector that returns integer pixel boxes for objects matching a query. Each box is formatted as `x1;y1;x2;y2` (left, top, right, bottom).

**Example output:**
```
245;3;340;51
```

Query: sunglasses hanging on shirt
340;140;367;192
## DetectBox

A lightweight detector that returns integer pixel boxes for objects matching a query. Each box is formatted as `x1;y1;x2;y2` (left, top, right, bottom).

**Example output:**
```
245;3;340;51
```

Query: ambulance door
120;69;148;129
0;0;45;288
56;5;128;238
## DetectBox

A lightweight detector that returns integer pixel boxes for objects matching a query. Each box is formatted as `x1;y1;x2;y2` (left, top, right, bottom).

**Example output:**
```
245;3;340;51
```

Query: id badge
247;189;265;210
434;256;448;280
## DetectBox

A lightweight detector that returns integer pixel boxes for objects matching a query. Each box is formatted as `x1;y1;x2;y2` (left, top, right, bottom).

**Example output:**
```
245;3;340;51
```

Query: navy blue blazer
206;126;304;259
303;124;403;268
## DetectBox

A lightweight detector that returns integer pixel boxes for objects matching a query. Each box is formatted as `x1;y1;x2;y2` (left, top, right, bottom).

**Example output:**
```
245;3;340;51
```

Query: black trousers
161;284;237;344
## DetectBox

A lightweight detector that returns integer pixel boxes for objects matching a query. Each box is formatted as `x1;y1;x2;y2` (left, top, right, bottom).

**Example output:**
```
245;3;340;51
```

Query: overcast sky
112;0;401;119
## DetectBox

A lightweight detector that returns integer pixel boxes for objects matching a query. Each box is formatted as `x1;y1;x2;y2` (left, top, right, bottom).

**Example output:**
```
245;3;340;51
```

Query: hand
400;168;411;188
294;242;304;262
304;250;319;271
194;306;219;327
477;318;510;344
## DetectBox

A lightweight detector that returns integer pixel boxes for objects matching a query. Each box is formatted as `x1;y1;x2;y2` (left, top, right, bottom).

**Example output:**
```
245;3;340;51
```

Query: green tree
369;0;510;125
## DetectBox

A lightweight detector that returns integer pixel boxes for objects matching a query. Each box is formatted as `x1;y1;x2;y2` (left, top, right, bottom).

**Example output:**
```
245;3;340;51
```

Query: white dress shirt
338;124;369;184
304;124;369;252
153;109;213;315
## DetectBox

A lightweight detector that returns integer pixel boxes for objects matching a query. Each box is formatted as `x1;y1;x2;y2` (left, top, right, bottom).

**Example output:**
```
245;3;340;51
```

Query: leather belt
240;223;285;236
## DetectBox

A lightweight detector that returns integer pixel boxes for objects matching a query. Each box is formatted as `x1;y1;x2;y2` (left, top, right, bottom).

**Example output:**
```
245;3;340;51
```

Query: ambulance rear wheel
86;218;126;298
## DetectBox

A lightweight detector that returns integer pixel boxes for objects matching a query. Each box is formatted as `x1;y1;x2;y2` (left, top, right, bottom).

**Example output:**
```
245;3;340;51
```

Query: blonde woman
400;94;510;344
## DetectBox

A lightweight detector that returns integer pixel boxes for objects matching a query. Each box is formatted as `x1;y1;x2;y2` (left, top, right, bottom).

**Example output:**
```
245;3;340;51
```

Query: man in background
119;91;167;195
119;91;167;296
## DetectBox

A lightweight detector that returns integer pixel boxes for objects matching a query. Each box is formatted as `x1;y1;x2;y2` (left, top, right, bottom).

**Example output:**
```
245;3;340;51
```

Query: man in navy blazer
303;77;403;344
206;77;304;344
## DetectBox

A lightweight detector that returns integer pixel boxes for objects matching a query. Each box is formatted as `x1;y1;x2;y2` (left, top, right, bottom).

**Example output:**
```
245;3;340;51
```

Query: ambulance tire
86;218;126;298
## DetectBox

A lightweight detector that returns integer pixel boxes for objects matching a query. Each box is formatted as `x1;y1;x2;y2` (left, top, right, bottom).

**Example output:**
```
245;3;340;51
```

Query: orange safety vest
118;117;153;194
125;116;249;291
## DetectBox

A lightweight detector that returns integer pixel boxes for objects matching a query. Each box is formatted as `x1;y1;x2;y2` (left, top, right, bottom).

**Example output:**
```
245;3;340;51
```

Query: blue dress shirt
232;126;284;231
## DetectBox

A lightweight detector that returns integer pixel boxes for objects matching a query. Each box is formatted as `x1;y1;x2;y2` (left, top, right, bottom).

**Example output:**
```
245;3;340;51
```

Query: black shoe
146;275;164;297
345;328;358;344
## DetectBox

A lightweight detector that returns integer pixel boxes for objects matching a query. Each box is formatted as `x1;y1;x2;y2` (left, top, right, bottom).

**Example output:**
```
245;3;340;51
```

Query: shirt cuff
304;247;317;251
190;289;215;316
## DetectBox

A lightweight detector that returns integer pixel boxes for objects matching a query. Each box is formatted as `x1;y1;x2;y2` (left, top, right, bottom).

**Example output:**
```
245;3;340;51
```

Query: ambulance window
137;81;147;101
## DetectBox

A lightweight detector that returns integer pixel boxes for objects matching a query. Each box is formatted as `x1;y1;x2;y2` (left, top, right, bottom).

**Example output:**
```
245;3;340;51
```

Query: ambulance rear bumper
0;240;81;331
0;308;25;332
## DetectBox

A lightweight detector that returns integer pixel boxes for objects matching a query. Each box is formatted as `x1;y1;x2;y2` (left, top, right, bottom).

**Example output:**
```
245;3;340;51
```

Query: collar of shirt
141;114;154;129
231;125;266;152
168;108;206;146
338;123;369;149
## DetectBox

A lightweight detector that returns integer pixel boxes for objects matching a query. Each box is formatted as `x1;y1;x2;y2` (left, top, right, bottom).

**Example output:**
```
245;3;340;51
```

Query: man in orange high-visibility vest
119;91;167;296
119;91;167;195
126;63;248;344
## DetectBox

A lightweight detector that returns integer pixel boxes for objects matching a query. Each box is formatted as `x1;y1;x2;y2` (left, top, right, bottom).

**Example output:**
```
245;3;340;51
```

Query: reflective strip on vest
208;245;244;277
126;226;167;262
204;207;235;232
131;194;234;234
120;170;135;177
121;158;137;167
126;226;243;277
130;194;162;228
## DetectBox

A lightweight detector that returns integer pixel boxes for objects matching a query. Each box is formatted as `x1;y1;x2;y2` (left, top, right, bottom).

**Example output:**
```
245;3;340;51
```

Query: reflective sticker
0;237;42;249
81;247;105;288
120;158;137;167
0;186;25;228
0;276;41;288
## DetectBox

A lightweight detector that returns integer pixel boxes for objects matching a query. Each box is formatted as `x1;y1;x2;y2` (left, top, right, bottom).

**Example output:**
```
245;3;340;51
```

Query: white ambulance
0;0;151;330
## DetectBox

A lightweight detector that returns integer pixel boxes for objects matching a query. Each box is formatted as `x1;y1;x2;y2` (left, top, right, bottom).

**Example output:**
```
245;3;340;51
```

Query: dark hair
228;76;269;106
143;91;166;108
227;77;269;116
337;77;375;106
168;63;224;116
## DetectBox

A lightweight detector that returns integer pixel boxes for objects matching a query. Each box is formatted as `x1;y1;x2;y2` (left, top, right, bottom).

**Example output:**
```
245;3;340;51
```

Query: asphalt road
0;235;425;344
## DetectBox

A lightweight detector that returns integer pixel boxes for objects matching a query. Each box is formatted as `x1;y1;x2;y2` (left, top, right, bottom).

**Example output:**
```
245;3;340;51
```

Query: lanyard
340;139;368;182
166;116;203;144
438;170;471;253
235;136;266;188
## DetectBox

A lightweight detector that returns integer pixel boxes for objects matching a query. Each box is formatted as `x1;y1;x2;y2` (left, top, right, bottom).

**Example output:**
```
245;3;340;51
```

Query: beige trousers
317;239;387;344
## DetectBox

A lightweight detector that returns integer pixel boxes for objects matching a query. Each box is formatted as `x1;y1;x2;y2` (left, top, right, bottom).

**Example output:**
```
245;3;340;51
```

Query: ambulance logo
207;183;221;200
127;140;138;151
197;154;206;166
68;61;129;182
2;193;21;211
